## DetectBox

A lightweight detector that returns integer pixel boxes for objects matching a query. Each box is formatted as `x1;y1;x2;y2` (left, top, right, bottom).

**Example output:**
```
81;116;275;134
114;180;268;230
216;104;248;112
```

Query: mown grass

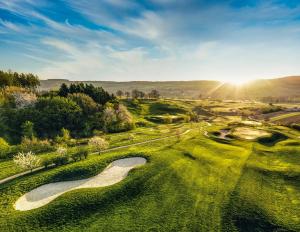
223;142;300;232
0;124;188;180
270;112;300;122
0;115;299;231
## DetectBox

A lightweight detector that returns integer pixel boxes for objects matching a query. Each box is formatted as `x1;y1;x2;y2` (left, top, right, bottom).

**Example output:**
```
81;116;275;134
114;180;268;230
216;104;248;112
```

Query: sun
224;78;251;86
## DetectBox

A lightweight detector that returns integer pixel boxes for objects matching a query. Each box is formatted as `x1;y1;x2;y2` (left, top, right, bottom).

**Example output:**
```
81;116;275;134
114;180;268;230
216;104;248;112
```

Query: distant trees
148;89;160;99
0;70;40;90
58;83;114;105
131;89;160;99
116;90;124;98
125;91;130;99
132;89;146;99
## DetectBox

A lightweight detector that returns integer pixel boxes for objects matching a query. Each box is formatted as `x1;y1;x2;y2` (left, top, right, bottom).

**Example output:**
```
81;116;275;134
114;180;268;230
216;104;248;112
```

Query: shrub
88;137;109;154
71;148;89;161
0;137;10;159
164;115;173;124
13;151;41;171
55;128;71;144
103;103;135;132
41;157;53;168
52;155;69;166
19;137;54;153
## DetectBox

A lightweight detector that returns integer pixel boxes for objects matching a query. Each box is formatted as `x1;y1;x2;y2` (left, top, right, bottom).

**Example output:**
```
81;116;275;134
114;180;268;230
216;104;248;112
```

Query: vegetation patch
257;131;288;146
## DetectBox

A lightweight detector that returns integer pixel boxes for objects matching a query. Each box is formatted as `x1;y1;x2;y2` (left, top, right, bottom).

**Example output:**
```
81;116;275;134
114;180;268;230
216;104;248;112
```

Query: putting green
233;127;270;140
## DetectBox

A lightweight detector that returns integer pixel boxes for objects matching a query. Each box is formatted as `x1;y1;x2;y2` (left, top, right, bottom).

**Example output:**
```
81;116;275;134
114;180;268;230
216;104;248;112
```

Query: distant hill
39;76;300;100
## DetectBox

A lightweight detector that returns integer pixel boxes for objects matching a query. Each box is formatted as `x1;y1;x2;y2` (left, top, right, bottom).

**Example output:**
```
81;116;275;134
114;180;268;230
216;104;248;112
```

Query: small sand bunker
241;120;262;126
218;129;231;139
15;157;147;211
233;127;270;140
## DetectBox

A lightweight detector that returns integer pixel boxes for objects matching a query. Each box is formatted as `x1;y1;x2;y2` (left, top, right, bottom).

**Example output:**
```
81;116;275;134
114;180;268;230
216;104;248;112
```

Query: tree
67;93;99;115
131;89;140;99
148;89;160;99
58;83;114;105
34;97;83;137
21;121;35;139
125;91;130;99
0;70;39;89
88;137;109;154
58;83;69;97
116;90;124;98
13;151;41;172
55;128;71;144
132;89;145;99
102;103;134;132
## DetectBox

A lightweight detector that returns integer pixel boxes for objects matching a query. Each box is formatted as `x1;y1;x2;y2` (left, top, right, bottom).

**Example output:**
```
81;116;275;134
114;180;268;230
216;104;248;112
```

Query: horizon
1;1;300;83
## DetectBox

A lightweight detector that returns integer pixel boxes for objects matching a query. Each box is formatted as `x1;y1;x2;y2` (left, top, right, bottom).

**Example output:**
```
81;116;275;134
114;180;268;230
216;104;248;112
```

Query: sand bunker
15;157;147;211
233;127;270;140
218;129;232;140
241;120;262;126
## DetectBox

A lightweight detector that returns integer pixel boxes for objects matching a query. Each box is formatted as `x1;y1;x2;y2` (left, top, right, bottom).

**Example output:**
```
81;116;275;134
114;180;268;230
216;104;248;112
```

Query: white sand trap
233;127;270;140
15;157;147;211
241;120;262;126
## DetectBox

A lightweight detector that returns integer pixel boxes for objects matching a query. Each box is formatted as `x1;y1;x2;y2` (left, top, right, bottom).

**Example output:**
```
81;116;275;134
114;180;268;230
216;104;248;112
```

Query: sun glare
224;78;251;86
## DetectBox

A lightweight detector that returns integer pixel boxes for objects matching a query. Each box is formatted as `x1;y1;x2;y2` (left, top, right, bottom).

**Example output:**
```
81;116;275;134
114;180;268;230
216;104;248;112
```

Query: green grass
0;99;300;231
0;122;299;231
270;112;300;122
0;124;188;180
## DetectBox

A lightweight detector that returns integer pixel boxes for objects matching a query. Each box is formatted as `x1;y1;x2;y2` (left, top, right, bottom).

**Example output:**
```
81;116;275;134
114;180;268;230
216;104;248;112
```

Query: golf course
0;89;300;231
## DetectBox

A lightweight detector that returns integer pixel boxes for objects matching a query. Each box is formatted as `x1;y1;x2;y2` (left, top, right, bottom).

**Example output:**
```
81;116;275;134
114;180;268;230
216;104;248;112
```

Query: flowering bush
13;151;41;171
88;136;109;154
103;103;135;132
56;146;67;156
19;137;54;153
12;91;37;108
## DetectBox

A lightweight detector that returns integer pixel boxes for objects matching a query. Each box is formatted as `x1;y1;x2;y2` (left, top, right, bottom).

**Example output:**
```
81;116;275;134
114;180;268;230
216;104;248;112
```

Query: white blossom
88;137;109;153
13;151;41;171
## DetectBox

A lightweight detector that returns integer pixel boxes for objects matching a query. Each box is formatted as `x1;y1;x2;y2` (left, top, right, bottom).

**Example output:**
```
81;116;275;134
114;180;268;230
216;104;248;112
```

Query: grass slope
1;122;299;231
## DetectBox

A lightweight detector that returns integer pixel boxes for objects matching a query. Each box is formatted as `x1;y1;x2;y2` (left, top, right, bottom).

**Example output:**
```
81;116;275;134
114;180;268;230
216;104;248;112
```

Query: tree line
0;71;134;144
115;89;160;99
0;70;40;90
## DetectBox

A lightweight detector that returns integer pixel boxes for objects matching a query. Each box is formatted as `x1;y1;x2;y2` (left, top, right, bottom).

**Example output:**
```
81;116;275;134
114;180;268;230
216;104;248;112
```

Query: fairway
0;119;299;231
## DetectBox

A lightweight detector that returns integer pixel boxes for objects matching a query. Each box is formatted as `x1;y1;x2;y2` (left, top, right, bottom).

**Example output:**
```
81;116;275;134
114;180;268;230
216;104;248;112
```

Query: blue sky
1;0;300;82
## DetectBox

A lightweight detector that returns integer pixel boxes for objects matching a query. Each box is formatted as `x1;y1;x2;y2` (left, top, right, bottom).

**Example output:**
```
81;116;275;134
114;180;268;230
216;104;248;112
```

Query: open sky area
1;0;300;82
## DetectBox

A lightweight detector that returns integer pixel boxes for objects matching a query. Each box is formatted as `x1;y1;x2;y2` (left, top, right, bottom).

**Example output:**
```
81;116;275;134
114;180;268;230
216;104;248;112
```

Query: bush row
42;148;89;168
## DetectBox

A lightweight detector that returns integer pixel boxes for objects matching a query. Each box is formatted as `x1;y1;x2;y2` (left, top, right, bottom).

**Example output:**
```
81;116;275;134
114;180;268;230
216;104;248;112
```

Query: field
0;99;300;231
270;112;300;125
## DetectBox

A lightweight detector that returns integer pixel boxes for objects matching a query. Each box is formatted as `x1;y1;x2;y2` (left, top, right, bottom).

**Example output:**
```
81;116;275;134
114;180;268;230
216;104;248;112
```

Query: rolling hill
39;76;300;100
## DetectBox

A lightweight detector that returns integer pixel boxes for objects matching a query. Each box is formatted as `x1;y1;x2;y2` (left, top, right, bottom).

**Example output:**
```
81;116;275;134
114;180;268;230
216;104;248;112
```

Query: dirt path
15;157;147;211
0;129;191;185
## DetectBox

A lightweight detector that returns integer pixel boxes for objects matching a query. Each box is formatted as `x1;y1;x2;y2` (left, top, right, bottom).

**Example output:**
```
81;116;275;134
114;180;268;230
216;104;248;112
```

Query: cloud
1;0;300;81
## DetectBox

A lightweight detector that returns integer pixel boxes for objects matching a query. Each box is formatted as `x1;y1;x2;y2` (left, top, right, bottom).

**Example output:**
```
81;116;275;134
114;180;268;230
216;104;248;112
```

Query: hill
40;76;300;100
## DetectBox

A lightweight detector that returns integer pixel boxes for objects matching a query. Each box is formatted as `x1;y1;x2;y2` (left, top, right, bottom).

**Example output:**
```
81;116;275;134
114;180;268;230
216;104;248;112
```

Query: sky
0;0;300;82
